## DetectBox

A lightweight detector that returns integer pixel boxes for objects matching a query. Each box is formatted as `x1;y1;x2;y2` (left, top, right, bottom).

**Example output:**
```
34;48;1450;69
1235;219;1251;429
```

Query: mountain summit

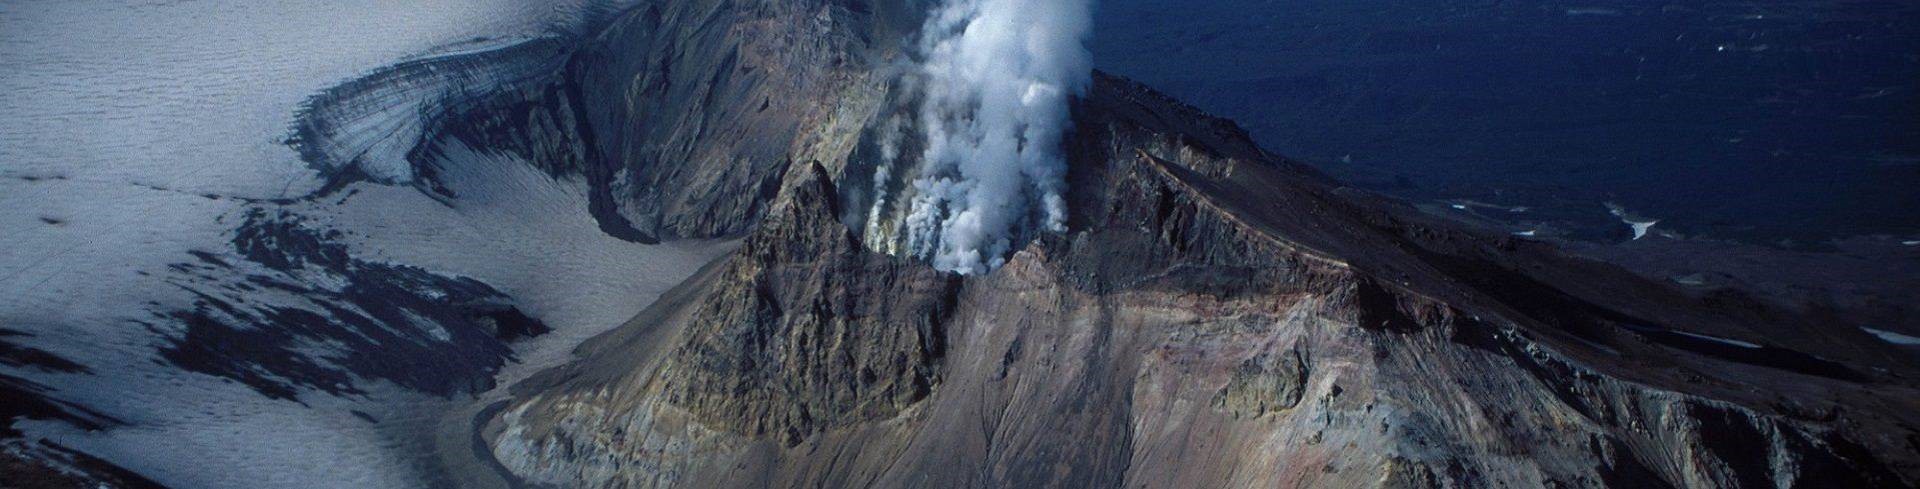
384;1;1919;487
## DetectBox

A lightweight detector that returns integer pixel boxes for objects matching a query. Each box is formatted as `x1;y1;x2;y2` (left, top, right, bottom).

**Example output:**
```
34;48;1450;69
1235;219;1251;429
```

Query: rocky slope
452;2;1920;487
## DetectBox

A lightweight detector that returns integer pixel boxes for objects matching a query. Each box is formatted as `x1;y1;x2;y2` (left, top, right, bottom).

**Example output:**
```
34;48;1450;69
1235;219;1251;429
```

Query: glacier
0;1;733;487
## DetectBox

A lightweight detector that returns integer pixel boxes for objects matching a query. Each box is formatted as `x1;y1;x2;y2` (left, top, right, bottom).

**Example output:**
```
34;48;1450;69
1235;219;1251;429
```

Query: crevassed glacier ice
0;1;735;488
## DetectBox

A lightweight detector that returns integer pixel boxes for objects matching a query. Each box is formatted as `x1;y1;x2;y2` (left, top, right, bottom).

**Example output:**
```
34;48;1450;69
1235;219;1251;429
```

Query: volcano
2;0;1917;488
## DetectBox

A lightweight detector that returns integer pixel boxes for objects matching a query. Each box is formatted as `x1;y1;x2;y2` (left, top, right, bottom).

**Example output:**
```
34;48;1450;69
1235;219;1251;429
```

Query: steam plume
890;0;1094;275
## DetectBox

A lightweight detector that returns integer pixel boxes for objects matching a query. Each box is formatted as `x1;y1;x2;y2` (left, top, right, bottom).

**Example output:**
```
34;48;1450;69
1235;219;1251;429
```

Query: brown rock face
473;4;1920;488
658;163;959;445
1214;346;1310;418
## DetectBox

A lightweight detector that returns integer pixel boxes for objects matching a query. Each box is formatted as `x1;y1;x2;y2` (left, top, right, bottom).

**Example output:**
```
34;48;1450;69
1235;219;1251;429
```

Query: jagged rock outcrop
658;163;959;444
1214;346;1310;418
565;0;914;240
457;3;1920;488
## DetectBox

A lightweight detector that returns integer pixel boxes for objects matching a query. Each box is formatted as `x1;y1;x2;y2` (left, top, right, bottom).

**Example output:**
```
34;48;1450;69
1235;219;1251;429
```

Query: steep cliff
561;0;915;241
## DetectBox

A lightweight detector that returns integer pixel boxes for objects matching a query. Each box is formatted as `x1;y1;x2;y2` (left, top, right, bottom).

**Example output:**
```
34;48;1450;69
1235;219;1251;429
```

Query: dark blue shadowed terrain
1093;0;1919;245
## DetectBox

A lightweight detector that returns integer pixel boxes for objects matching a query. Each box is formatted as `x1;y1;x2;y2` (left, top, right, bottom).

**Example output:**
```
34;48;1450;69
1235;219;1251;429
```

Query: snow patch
1671;273;1709;287
1606;203;1659;240
1862;327;1920;346
1670;330;1762;349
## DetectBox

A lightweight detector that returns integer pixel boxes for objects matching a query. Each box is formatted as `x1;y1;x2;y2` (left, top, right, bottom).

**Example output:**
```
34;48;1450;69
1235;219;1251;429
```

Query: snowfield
0;1;730;487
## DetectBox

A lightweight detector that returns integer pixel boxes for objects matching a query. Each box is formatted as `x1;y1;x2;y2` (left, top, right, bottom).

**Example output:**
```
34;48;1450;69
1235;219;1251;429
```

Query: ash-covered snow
0;1;735;487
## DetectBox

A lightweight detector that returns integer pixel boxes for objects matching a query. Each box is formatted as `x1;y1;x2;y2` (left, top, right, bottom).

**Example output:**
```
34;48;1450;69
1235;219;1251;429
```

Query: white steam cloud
889;0;1095;275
